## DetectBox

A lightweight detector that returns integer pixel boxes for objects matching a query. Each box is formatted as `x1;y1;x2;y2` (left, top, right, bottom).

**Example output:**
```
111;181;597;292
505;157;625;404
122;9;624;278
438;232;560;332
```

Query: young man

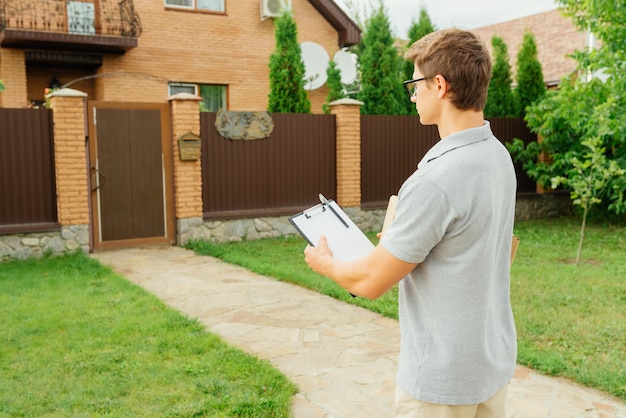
304;28;517;417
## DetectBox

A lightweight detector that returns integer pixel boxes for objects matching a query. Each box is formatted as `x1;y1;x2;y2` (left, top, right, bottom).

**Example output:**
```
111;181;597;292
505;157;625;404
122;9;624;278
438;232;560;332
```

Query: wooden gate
88;102;175;250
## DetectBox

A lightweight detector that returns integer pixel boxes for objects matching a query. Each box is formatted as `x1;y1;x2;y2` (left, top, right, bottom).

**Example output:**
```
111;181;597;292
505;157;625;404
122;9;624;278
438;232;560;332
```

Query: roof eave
307;0;361;47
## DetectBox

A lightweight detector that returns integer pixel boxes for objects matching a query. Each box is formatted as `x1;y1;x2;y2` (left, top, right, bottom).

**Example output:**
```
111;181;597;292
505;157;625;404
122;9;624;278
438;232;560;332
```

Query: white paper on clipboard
289;196;375;262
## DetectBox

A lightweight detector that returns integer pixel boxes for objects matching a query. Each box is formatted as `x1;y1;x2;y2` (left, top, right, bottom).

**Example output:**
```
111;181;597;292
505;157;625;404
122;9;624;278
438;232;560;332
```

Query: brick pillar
0;49;28;108
330;98;363;207
47;88;90;227
168;93;203;232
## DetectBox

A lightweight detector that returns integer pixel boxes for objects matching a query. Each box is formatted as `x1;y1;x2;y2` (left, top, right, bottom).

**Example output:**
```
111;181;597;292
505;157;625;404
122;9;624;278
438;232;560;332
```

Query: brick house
0;0;360;112
1;3;574;260
471;8;592;87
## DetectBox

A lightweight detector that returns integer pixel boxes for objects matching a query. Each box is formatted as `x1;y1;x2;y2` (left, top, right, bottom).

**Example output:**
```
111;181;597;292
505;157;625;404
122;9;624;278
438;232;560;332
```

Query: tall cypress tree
484;36;518;118
515;30;546;118
357;6;406;115
322;60;346;114
267;12;311;113
402;8;436;114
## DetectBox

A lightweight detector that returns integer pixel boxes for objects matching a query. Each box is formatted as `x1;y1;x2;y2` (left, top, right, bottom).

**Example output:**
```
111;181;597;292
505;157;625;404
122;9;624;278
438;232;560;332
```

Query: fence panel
201;112;336;219
0;108;58;233
361;116;539;208
361;115;439;208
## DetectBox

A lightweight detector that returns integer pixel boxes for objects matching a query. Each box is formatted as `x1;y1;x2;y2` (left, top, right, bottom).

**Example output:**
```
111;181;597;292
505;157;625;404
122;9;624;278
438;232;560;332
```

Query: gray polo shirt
381;121;517;405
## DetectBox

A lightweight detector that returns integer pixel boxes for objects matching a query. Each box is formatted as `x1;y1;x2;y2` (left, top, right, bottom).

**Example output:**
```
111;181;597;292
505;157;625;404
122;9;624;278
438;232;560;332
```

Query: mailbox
178;132;201;161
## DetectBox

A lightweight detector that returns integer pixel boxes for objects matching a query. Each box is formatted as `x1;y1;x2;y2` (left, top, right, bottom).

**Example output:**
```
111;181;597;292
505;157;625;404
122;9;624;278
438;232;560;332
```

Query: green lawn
0;253;296;417
186;217;626;402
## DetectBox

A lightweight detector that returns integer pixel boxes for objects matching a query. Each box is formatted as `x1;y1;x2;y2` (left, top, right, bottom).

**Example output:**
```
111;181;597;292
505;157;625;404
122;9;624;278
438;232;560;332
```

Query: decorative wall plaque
214;110;274;140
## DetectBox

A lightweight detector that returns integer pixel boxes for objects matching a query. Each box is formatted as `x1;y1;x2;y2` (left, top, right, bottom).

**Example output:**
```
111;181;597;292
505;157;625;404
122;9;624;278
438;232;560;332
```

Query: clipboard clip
304;205;326;219
319;194;349;228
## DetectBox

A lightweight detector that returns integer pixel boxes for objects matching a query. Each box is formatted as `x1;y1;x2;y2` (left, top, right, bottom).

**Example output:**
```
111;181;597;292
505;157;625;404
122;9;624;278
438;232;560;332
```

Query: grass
0;253;296;417
186;217;626;402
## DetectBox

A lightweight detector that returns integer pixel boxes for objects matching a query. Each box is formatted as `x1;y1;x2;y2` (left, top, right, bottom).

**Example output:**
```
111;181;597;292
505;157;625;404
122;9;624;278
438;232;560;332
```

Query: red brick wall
170;95;203;218
94;0;339;113
0;49;28;108
47;93;90;226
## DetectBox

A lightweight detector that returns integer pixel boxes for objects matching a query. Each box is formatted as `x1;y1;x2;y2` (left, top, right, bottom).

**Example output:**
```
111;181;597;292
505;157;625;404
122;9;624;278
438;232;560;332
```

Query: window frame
168;83;228;112
168;83;197;96
164;0;225;13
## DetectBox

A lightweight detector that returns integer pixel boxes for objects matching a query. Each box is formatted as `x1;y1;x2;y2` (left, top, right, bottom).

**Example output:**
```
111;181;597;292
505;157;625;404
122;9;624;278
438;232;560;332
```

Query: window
169;83;197;96
199;85;227;112
168;83;227;112
164;0;224;12
67;1;96;34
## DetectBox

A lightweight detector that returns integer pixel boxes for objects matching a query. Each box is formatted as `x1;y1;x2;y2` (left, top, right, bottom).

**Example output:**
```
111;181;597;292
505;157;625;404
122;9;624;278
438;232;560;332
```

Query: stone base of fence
177;216;297;244
177;207;387;245
0;194;572;261
177;194;572;245
0;225;89;261
515;192;573;220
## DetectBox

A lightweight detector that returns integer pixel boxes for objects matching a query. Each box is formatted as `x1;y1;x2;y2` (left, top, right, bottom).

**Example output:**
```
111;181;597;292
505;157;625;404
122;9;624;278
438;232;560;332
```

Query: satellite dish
333;50;357;85
300;41;329;90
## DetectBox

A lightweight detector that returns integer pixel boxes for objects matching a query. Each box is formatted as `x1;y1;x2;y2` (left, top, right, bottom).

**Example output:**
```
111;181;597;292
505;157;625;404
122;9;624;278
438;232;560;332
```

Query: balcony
0;0;142;54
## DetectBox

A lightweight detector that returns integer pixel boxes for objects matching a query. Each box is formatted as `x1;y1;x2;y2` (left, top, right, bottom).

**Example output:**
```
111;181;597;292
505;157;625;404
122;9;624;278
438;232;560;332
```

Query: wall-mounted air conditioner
261;0;291;21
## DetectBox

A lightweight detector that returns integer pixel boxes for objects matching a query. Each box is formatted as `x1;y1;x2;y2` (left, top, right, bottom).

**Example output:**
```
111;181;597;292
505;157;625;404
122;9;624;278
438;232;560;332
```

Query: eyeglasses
403;77;427;97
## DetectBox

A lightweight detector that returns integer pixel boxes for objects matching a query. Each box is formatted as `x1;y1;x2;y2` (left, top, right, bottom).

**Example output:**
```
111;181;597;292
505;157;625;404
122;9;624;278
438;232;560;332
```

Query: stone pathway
92;246;626;418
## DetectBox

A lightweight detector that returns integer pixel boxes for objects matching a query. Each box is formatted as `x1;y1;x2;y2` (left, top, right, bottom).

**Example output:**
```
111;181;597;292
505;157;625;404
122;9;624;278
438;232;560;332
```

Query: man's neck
437;107;485;139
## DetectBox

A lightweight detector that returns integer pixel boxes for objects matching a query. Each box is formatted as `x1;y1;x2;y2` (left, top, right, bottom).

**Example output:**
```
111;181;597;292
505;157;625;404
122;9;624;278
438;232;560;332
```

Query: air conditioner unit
261;0;291;20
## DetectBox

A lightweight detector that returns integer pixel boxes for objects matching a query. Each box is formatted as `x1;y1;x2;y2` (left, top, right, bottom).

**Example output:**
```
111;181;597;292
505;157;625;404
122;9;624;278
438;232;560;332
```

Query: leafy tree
402;8;436;114
268;12;311;113
484;36;518;118
356;5;407;115
508;0;626;260
515;31;546;118
551;137;625;264
322;60;346;114
0;79;5;91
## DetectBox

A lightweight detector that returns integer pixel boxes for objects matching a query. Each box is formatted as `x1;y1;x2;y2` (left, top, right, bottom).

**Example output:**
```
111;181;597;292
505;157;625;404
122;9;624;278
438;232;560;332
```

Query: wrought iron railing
0;0;142;37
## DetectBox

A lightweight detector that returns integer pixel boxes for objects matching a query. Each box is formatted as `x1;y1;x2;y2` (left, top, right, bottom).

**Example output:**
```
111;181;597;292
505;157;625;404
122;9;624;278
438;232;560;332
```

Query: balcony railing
0;0;142;52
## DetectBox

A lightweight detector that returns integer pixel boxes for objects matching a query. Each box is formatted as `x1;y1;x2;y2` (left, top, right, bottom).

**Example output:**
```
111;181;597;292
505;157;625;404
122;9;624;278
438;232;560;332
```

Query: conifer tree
402;8;436;114
515;31;545;117
357;6;406;115
267;12;311;113
322;60;346;114
484;36;518;118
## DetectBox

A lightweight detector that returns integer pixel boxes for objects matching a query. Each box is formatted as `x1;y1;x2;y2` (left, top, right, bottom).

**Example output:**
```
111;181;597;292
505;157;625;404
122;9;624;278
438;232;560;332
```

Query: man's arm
304;236;417;299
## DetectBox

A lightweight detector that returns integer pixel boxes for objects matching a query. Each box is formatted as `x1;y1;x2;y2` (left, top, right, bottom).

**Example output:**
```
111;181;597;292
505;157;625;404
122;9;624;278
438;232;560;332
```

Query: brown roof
471;9;588;85
308;0;361;47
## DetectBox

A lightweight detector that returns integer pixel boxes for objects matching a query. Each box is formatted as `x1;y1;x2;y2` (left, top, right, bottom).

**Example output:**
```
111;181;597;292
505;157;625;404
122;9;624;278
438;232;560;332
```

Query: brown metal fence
360;116;538;208
0;110;538;233
201;112;336;219
361;115;439;208
0;108;58;233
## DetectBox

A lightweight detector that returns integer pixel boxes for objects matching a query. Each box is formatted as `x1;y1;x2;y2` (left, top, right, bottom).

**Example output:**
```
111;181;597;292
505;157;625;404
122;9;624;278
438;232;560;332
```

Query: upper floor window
164;0;225;12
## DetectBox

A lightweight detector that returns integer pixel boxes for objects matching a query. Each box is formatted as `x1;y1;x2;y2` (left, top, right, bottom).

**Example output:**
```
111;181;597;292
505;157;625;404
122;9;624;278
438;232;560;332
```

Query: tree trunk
576;206;589;265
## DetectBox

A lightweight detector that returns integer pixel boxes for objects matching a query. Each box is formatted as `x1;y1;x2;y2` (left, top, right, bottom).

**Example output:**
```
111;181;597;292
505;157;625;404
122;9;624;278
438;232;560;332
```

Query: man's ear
434;75;449;99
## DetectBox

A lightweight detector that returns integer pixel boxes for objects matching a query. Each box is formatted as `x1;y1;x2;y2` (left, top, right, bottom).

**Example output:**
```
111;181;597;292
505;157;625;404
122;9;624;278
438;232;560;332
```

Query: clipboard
289;194;375;262
380;195;398;238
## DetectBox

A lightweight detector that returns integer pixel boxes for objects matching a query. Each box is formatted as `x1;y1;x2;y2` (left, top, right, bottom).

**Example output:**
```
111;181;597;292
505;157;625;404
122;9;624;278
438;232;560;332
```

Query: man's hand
304;236;334;276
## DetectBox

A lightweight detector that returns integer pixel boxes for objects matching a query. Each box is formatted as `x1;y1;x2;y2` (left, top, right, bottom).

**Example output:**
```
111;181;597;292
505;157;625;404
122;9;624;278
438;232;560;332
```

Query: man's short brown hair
404;28;492;111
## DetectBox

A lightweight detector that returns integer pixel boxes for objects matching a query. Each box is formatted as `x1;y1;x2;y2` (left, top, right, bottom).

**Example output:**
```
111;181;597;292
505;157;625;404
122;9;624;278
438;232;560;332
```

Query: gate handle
91;167;106;191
